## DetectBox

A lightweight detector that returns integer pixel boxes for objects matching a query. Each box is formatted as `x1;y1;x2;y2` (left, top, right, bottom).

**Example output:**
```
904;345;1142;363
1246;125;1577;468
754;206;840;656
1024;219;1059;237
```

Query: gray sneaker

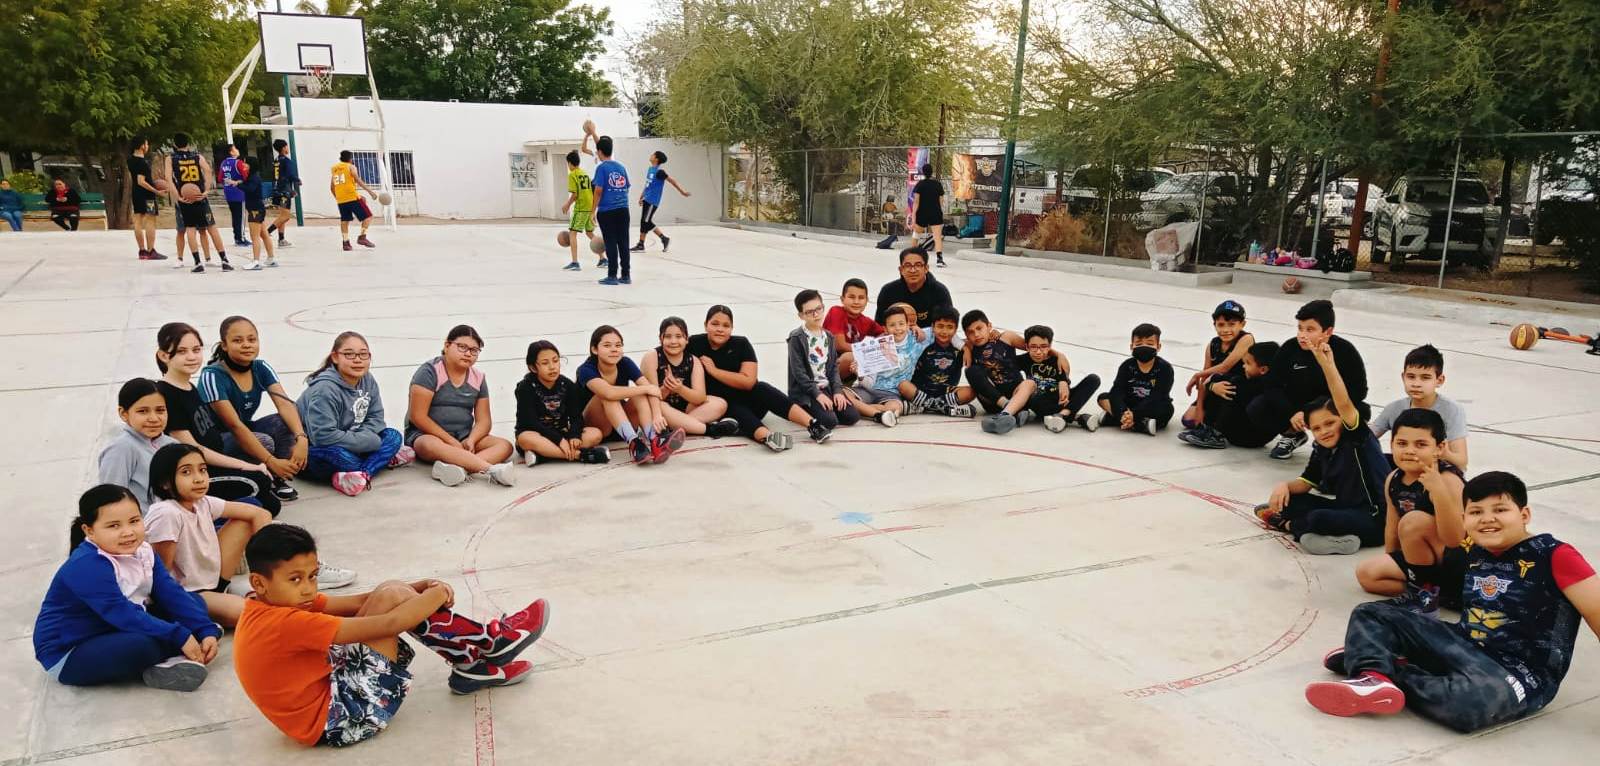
1269;432;1310;460
1299;533;1361;556
1043;414;1067;433
1076;412;1101;432
1014;410;1034;428
981;411;1017;434
764;431;794;452
143;657;207;692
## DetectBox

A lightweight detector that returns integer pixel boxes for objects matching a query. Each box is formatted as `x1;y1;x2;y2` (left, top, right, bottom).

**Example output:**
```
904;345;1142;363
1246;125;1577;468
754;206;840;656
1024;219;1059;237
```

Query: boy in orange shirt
233;524;547;747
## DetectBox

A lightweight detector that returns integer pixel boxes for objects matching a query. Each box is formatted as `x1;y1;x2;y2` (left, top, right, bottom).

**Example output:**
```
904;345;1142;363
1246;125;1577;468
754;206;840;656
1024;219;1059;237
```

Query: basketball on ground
179;183;202;201
557;230;572;248
590;236;606;254
1281;276;1302;294
1509;323;1540;350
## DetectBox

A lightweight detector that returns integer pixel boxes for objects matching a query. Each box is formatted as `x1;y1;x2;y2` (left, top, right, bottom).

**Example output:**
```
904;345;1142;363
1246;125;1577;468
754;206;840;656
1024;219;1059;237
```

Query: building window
350;150;415;189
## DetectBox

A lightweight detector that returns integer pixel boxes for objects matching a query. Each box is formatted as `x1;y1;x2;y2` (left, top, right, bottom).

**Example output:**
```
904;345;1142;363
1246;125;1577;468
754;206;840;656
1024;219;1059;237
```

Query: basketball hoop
304;64;333;97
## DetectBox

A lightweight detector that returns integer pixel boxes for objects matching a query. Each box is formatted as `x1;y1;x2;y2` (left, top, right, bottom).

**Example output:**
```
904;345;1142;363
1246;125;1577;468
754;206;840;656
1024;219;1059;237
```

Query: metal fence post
859;149;866;232
1309;157;1327;260
803;150;811;227
1101;152;1114;258
1437;139;1462;289
753;148;760;222
1195;147;1210;262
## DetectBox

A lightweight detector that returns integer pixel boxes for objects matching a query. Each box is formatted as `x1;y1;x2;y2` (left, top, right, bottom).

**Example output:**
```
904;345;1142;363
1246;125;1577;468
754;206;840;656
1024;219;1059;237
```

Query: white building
272;98;724;223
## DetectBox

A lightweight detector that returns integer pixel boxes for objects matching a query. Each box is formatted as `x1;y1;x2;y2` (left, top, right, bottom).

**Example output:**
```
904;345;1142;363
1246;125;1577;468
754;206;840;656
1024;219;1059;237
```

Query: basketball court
2;220;1598;764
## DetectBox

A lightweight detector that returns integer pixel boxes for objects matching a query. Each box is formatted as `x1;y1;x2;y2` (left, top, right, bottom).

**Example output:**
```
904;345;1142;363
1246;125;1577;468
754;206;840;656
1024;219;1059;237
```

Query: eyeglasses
902;262;927;270
452;342;482;356
801;306;824;316
337;351;371;361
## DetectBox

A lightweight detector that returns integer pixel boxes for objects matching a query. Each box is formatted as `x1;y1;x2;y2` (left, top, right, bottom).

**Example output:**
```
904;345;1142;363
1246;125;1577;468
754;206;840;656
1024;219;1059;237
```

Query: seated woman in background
406;324;516;488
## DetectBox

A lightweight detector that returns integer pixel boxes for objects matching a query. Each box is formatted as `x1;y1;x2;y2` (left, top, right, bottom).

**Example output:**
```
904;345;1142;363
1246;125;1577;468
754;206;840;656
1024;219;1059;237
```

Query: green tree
362;0;614;105
650;0;1008;199
0;0;256;228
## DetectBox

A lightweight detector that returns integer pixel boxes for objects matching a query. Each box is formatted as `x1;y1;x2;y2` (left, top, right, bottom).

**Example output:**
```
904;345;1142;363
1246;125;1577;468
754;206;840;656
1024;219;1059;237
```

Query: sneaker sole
1078;418;1100;432
1043;416;1067;433
449;668;532;695
485;627;542;665
432;462;469;487
766;433;794;452
1299;533;1362;555
1305;681;1404;717
982;416;1015;435
143;661;207;692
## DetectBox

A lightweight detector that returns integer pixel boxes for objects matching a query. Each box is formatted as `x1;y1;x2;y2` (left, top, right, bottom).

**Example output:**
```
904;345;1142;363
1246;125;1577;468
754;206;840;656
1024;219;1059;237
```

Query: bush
1025;207;1100;253
4;171;44;194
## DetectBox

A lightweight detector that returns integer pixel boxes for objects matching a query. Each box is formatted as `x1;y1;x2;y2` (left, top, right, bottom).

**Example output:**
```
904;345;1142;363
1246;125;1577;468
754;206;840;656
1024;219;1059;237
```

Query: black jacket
875;274;953;327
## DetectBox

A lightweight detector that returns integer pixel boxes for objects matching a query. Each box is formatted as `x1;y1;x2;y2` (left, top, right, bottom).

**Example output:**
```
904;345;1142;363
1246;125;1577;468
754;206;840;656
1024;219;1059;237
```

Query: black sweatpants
1339;601;1532;732
1097;393;1175;429
1025;375;1101;418
1247;388;1372;436
966;366;1022;414
227;200;245;242
1205;389;1277;447
1279;493;1383;546
597;207;631;279
206;464;282;517
800;394;862;429
724;382;802;438
51;212;80;231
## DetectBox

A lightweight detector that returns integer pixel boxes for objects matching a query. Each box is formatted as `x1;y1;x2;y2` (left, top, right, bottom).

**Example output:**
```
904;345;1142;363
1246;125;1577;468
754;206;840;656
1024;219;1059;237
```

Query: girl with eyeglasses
405;325;516;487
295;331;413;497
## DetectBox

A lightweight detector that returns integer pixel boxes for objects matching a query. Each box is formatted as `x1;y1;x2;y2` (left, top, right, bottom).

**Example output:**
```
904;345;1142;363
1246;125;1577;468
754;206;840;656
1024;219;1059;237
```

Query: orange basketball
556;230;572;248
1509;323;1540;350
1281;276;1302;294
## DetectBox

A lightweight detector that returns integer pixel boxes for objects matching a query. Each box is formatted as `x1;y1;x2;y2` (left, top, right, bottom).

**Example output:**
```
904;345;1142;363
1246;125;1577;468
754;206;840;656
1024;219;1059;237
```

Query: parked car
1310;179;1384;235
1135;172;1241;229
1532;176;1594;246
1058;166;1174;216
1371;176;1502;269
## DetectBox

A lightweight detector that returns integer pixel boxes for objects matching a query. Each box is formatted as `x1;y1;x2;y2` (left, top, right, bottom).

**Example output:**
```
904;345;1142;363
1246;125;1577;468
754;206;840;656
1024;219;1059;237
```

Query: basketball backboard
258;12;368;76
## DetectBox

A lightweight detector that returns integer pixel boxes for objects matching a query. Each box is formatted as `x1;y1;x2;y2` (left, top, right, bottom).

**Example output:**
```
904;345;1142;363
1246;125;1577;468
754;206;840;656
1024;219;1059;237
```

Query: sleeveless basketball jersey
330;162;360;203
1453;533;1587;711
655;348;694;410
171;151;204;189
1207;335;1239;366
1387;463;1463;517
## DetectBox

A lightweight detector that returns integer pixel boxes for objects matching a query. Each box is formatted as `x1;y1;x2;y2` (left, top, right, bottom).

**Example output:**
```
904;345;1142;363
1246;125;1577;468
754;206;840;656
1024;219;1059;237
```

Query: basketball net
305;64;333;97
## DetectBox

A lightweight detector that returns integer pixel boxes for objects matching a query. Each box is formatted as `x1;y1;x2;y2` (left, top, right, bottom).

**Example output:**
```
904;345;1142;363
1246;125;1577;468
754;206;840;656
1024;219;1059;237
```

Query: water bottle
1248;240;1261;263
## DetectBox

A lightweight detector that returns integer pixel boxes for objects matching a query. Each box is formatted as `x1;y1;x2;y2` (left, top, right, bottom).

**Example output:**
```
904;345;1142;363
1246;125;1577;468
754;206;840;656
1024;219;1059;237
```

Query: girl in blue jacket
33;485;221;691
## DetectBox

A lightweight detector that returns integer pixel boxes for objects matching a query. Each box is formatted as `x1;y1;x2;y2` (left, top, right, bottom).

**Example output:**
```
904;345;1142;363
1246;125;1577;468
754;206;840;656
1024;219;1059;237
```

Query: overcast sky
575;0;657;92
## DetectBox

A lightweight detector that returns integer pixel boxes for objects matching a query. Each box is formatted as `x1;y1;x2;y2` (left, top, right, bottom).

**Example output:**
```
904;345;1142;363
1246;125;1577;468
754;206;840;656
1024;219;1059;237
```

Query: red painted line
1122;607;1319;698
1109;486;1173;501
834;524;933;540
473;690;496;766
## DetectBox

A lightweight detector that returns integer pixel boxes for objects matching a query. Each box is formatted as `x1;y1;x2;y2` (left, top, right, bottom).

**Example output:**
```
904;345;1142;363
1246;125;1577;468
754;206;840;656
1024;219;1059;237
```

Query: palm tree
293;0;364;16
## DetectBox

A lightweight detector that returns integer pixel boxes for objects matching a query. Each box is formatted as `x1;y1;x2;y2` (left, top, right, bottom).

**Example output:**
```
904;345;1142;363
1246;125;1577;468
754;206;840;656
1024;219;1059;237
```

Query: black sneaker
1178;426;1228;449
630;242;645;252
190;264;205;273
1269;432;1309;460
1384;581;1441;617
220;261;234;272
707;417;741;438
1138;418;1158;436
661;235;671;252
936;252;946;267
578;446;610;464
596;257;608;269
273;479;299;501
807;421;833;443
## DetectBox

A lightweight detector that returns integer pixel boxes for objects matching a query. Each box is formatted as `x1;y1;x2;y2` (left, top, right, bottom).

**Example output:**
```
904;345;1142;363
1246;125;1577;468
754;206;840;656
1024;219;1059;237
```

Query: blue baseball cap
1212;300;1246;320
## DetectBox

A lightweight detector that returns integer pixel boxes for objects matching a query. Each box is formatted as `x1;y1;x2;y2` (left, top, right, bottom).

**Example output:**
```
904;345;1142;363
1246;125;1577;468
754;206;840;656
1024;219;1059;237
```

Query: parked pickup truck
1371;176;1502;270
1057;166;1174;216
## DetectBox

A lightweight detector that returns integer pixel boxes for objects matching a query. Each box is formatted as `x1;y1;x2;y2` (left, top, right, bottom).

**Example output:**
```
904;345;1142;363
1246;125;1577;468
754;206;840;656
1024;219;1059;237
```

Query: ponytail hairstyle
658;316;688;339
586;324;623;367
155;321;201;374
70;484;139;554
306;330;369;383
117;378;162;411
149;442;204;502
210;315;256;364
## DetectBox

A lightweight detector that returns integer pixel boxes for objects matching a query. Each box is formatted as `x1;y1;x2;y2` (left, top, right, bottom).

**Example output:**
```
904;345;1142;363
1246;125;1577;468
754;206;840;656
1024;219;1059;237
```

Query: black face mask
222;355;254;373
1131;346;1158;363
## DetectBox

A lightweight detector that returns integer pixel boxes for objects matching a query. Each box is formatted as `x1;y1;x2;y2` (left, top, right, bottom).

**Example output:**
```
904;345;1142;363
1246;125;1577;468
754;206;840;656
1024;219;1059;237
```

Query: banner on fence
952;153;1005;209
906;147;929;209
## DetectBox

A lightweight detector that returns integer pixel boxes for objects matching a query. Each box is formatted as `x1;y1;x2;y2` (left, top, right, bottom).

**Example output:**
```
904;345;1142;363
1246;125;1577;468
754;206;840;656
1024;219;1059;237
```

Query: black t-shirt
912;342;963;391
969;339;1023;389
514;374;583;441
157;380;225;452
1269;335;1369;416
687;334;757;399
1299;414;1390;512
1027;357;1070;394
875;275;953;327
128;155;154;201
912;179;944;216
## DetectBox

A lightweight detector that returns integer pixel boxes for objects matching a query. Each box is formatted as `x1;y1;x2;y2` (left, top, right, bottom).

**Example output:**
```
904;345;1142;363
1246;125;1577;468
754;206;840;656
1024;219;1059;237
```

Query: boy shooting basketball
331;150;377;251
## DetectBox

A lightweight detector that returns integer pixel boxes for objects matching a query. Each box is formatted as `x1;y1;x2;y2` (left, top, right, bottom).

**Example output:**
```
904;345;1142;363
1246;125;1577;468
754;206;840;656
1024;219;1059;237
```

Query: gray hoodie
295;368;387;454
98;425;178;511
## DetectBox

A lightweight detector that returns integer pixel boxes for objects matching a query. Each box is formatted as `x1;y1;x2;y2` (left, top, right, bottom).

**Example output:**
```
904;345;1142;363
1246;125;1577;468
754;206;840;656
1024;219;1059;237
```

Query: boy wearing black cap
1179;300;1255;431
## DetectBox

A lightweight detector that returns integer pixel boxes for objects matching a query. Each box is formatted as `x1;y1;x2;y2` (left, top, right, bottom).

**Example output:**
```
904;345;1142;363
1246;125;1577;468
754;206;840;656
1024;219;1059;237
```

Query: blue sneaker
618;276;632;284
562;262;580;271
598;277;621;285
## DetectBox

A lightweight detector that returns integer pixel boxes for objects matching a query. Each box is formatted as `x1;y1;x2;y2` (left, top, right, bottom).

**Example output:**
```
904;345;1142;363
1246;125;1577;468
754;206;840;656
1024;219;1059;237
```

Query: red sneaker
650;428;686;464
492;598;550;645
342;240;353;251
1305;674;1405;717
357;235;375;248
448;659;533;695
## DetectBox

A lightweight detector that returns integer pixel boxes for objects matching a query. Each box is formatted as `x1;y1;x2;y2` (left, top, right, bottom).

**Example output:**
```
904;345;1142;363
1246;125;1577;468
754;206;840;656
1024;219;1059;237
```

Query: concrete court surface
1;224;1598;765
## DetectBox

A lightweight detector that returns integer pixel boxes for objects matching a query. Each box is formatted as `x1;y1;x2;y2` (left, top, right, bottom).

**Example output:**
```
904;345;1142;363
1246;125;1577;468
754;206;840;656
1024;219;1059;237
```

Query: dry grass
1025;208;1150;261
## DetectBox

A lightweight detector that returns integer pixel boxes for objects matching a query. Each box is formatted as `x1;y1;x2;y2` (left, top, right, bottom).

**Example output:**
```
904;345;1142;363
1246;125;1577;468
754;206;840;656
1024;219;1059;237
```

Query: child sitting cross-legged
34;485;221;692
1178;341;1279;450
787;289;864;430
849;301;929;427
1255;339;1390;555
1308;471;1600;732
899;305;976;418
1021;324;1101;433
514;340;610;466
1094;323;1174;436
233;524;549;747
962;309;1037;435
1353;408;1466;615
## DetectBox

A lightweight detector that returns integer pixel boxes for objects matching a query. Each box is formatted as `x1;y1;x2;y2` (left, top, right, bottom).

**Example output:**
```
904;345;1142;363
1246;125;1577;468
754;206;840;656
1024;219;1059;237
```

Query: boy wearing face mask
1094;324;1174;436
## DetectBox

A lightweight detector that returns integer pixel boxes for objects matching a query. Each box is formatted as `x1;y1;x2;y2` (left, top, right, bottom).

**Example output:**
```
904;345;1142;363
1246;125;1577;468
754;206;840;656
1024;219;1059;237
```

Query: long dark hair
156;322;201;374
307;330;369;383
210;315;256;364
117;378;161;411
586;325;623;368
658;316;688;339
70;484;139;554
705;304;733;324
149;442;204;502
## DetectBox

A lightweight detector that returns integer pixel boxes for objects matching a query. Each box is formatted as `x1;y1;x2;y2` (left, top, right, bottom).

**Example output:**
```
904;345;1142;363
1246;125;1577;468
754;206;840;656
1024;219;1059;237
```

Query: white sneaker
877;410;898;428
143;656;207;691
524;450;539;468
243;261;263;271
485;462;517;487
948;403;975;418
316;564;358;589
432;461;469;487
1044;414;1067;432
1076;413;1101;432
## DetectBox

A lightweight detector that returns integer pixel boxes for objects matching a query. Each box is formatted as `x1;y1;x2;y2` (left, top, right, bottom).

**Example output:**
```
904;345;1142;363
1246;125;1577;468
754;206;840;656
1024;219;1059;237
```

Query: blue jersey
594;159;630;212
642;166;669;206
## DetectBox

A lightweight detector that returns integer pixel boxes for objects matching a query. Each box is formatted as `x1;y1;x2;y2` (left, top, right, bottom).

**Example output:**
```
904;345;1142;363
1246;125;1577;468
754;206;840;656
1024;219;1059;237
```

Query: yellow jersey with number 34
330;162;360;203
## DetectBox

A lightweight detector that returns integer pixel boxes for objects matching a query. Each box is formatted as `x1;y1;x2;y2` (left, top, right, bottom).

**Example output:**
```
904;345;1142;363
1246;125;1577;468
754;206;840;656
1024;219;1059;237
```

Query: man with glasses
875;248;954;328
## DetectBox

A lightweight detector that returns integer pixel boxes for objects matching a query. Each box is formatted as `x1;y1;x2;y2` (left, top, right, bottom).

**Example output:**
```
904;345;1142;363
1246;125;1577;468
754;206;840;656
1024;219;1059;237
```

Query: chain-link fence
724;137;1600;304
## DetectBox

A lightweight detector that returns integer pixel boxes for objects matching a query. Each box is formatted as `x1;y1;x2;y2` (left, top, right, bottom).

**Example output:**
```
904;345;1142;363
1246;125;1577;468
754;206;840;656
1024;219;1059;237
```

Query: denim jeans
303;428;405;481
0;210;21;231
